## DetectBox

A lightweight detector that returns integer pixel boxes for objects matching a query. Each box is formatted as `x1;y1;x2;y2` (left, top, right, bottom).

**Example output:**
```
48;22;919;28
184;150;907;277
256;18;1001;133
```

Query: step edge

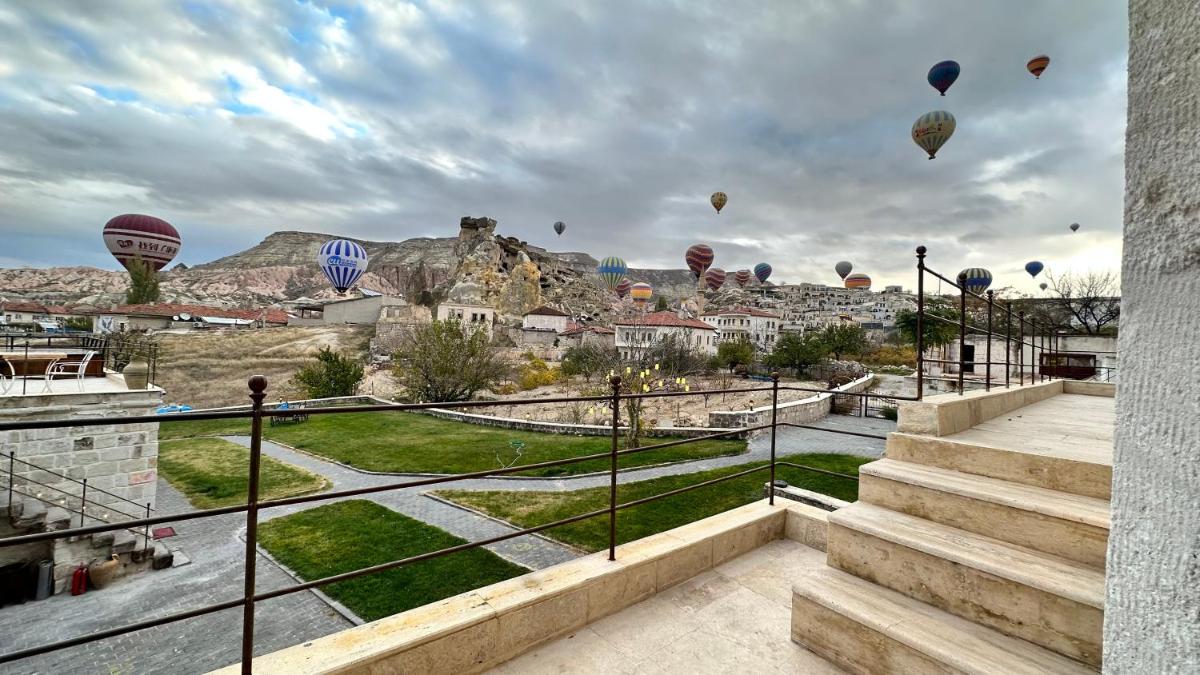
830;503;1105;609
861;460;1111;529
889;432;1112;469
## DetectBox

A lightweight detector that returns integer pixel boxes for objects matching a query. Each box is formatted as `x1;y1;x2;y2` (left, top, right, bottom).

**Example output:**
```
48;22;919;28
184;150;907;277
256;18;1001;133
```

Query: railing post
985;290;994;392
241;375;268;674
143;502;151;553
956;272;967;395
1018;311;1026;385
607;375;621;562
7;451;14;516
915;246;926;400
79;478;88;528
1005;302;1012;388
769;372;780;506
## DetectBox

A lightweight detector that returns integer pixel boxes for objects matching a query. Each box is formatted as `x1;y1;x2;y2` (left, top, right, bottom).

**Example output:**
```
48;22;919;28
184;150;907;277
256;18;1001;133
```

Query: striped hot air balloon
958;267;993;295
927;60;960;96
912;110;956;159
734;269;752;288
102;214;182;271
615;278;632;298
844;273;871;290
704;268;726;291
630;282;653;308
1027;55;1050;79
318;239;369;293
753;263;772;284
597;256;628;292
710;192;727;214
685;244;714;278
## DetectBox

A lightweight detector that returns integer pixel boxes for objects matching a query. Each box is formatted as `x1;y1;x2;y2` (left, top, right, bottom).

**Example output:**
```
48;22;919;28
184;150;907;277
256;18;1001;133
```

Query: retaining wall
706;373;875;428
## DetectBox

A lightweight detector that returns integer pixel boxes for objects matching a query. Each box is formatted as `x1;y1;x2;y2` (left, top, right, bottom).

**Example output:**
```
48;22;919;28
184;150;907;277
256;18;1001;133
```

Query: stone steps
792;566;1097;675
827;502;1104;667
12;497;46;529
885;432;1112;499
859;459;1110;568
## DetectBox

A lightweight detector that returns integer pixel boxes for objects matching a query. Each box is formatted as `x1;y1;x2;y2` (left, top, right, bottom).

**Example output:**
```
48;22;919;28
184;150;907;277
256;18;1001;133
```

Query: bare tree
1042;271;1121;335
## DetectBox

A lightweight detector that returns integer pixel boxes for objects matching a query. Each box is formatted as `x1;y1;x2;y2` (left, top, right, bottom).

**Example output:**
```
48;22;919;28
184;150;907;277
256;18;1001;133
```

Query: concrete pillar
1104;1;1200;671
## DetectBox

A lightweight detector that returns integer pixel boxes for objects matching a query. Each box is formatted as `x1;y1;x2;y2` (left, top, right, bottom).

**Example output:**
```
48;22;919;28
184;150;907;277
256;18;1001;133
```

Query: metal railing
0;374;899;672
0;332;160;393
6;452;154;533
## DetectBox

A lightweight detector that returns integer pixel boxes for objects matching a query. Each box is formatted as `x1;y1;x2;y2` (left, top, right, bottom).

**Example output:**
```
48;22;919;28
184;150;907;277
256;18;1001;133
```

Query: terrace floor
945;393;1115;465
0;373;136;397
490;539;841;674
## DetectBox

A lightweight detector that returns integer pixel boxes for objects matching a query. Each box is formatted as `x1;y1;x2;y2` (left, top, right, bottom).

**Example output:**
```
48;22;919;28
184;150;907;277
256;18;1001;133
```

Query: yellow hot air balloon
710;192;727;214
912;111;956;160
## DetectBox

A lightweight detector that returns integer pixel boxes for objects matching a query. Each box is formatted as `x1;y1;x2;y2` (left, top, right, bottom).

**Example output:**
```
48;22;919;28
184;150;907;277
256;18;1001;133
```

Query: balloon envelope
704;268;726;291
1039;282;1049;291
753;263;772;284
835;261;853;280
1025;261;1044;278
685;244;714;278
958;267;993;295
1027;55;1050;79
553;221;565;236
734;269;752;288
103;214;181;271
912;111;956;159
844;273;871;290
318;239;369;293
615;278;632;298
1070;223;1080;232
597;256;628;291
630;282;653;306
927;60;960;95
710;192;727;214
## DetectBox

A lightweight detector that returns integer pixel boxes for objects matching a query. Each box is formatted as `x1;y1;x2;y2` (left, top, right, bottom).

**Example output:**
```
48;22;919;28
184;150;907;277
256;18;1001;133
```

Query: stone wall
1105;2;1200;671
420;408;743;439
0;388;164;512
706;373;875;428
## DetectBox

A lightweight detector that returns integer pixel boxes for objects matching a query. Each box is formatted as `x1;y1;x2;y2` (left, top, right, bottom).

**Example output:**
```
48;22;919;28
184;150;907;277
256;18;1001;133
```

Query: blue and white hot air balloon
957;267;993;295
318;239;369;293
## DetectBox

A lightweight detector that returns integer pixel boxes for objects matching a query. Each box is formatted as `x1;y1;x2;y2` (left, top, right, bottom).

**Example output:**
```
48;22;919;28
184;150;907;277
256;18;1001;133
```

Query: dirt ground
155;325;374;408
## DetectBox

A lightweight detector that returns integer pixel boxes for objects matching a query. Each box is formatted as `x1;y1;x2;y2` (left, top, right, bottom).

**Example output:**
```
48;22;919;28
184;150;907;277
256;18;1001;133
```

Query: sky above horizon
0;1;1127;291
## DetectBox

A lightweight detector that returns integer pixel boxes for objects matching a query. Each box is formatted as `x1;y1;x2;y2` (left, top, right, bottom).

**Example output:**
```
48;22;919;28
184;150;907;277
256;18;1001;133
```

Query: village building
614;311;717;359
557;323;615;348
90;303;289;332
702;306;781;351
318;293;406;325
435;302;495;337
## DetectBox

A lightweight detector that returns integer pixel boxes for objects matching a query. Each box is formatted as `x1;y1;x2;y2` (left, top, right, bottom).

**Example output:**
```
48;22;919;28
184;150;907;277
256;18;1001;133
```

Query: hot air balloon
734;269;752;288
927;60;960;96
1025;261;1044;278
835;261;853;280
685;244;714;278
553;221;565;236
844;273;871;290
1070;223;1080;232
630;282;653;308
958;267;993;295
597;256;628;292
704;268;726;291
1027;55;1050;79
710;192;727;214
615;278;632;298
753;263;772;284
1039;282;1049;291
103;214;181;271
318;239;369;293
912;111;956;160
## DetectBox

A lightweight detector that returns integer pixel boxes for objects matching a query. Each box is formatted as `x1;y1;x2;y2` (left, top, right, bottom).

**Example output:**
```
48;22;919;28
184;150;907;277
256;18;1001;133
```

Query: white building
522;306;571;333
436;303;495;337
319;294;406;325
614;311;717;359
702;306;781;351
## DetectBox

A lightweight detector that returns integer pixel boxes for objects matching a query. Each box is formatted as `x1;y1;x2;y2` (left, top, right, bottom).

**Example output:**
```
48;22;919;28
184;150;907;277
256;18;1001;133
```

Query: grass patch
159;412;746;477
158;437;328;509
435;453;867;552
257;500;527;621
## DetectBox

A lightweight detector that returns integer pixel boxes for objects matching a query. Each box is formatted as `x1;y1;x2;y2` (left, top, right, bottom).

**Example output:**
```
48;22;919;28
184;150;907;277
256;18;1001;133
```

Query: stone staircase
791;390;1112;673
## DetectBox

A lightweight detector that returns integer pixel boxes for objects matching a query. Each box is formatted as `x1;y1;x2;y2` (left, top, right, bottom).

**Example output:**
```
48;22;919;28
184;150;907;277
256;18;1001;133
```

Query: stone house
614;311;717;359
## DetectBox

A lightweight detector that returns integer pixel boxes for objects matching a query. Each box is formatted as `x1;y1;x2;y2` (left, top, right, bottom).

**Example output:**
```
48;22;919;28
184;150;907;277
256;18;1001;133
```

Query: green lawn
158;437;328;509
434;453;867;552
159;412;747;477
257;500;528;621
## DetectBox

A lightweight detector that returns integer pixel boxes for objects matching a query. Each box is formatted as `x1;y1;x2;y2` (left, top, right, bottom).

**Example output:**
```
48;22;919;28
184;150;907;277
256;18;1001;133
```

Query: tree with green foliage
654;295;669;311
716;336;755;372
561;342;620;382
768;333;829;376
895;306;959;349
818;324;868;360
125;258;161;304
618;333;704;448
393;319;508;402
292;347;364;399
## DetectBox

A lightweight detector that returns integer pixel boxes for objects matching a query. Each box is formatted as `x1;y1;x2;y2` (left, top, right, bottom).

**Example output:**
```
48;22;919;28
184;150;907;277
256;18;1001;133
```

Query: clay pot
122;359;150;390
88;554;120;589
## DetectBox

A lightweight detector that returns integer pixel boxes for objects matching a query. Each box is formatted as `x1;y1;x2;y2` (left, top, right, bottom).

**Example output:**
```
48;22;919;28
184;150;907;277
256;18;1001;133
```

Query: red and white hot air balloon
102;214;181;271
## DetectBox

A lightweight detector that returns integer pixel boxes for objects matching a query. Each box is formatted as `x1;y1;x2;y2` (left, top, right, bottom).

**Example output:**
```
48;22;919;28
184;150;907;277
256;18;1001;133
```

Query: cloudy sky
0;1;1126;290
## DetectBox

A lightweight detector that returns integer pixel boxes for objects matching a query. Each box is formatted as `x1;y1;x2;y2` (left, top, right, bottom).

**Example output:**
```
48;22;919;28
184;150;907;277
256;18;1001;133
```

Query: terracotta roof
524;305;570;317
702;306;781;319
104;303;290;324
560;324;615;336
0;301;48;313
615;311;716;330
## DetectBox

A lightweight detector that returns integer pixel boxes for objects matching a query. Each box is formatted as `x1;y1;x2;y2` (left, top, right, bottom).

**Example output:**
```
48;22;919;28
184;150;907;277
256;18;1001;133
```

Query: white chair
46;350;96;392
0;359;13;395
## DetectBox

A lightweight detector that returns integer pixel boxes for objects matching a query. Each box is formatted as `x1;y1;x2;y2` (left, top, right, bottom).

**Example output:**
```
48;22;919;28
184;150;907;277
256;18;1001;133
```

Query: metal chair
46;350;96;392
